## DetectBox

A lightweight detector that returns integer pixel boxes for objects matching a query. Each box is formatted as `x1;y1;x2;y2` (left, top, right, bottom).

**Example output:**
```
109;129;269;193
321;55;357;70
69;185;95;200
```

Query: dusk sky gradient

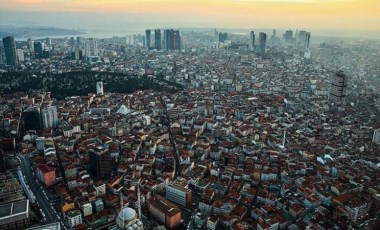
1;0;379;36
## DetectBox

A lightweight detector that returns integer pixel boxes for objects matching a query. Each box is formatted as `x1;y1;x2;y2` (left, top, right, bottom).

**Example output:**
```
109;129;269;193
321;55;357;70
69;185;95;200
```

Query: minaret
119;191;124;210
137;179;142;220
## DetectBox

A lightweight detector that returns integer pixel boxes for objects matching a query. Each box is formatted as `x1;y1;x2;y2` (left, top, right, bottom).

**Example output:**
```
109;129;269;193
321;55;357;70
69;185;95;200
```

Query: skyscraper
2;36;17;66
259;32;267;54
249;31;255;51
154;29;161;50
284;30;293;44
41;106;58;129
89;149;114;179
145;29;151;49
218;32;228;43
91;38;99;56
164;29;181;50
298;30;307;48
27;38;34;51
330;70;348;104
34;42;43;59
305;32;311;49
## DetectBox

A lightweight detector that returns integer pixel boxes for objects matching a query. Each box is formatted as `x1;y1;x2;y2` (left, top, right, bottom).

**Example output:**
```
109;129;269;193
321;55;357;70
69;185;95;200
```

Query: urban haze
0;1;379;230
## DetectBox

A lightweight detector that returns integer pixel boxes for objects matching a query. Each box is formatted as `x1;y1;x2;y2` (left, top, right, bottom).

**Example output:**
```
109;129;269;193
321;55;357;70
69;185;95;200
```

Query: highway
18;155;69;229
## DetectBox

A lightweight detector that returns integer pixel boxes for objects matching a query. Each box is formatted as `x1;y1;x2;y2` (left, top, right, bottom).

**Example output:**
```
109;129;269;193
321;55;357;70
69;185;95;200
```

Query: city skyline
0;0;379;37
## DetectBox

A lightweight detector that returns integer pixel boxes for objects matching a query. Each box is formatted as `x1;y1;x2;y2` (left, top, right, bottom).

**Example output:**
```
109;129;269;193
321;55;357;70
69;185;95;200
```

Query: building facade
2;36;17;66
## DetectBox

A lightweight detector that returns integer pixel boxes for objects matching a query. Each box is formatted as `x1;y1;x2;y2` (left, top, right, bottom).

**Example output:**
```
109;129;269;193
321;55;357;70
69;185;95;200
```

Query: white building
372;129;380;145
94;183;106;196
41;106;58;129
67;210;82;228
82;203;93;217
96;81;104;95
166;183;191;207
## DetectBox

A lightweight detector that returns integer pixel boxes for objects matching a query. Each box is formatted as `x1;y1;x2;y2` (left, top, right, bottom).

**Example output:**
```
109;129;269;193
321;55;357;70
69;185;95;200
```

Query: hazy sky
1;0;379;35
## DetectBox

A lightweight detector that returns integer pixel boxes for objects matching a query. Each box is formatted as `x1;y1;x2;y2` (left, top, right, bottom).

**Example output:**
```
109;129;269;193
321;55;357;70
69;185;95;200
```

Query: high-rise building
96;81;104;95
284;29;293;44
34;42;43;59
298;30;307;48
23;106;42;130
89;149;114;179
259;32;267;54
91;38;99;56
330;70;348;104
164;29;181;50
2;36;17;66
145;29;151;49
305;32;311;49
16;49;24;63
27;38;34;51
249;31;255;51
66;210;82;228
41;106;58;129
218;32;228;43
154;29;161;50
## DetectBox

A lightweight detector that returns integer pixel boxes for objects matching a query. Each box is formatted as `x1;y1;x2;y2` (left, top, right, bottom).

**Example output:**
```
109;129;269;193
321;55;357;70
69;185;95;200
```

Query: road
18;155;69;229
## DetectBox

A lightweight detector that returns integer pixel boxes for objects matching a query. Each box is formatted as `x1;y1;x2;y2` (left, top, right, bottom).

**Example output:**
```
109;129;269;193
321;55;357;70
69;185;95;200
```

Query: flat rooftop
0;199;29;220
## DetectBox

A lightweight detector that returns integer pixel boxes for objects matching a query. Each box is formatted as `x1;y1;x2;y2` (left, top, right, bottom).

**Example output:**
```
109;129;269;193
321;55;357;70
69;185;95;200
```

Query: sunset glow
1;0;379;31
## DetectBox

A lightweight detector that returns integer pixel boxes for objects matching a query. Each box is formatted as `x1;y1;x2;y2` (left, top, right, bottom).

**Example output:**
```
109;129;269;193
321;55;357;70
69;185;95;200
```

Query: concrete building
147;195;181;229
330;70;348;104
166;183;192;207
96;81;104;95
36;164;56;187
82;203;93;217
0;199;30;230
2;36;17;66
41;106;58;129
66;209;82;228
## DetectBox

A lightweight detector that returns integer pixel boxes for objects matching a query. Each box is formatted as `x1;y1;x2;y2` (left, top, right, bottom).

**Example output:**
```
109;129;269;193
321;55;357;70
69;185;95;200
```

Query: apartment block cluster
0;30;379;229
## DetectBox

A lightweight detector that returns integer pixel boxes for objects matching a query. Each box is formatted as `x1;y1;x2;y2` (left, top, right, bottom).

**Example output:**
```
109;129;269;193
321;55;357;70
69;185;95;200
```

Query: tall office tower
70;37;75;51
219;32;228;43
272;29;276;38
41;106;58;129
330;70;348;104
173;30;181;50
91;38;99;56
284;29;293;43
145;29;151;49
259;32;267;54
34;42;43;59
154;29;161;50
77;36;82;45
16;49;24;62
23;106;42;130
46;38;52;46
164;29;181;50
298;30;307;48
164;29;173;50
85;42;91;56
96;81;104;95
89;149;114;179
249;31;255;51
305;32;311;49
2;36;17;66
27;38;34;51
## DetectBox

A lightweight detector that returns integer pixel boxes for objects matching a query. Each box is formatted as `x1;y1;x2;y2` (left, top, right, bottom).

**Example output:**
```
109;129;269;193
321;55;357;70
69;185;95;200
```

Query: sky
0;0;379;36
